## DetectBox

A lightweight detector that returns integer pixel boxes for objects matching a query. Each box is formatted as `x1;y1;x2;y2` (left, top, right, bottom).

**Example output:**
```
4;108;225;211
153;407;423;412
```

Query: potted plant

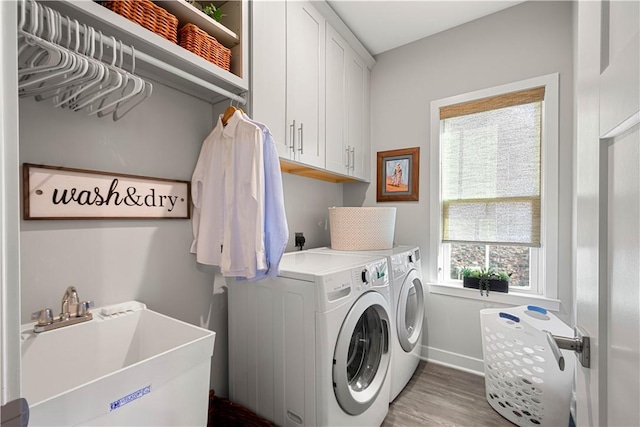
201;3;226;22
460;266;511;296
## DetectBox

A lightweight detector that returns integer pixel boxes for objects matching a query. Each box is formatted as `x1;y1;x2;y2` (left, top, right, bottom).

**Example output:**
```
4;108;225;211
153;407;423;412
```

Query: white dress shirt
191;110;266;279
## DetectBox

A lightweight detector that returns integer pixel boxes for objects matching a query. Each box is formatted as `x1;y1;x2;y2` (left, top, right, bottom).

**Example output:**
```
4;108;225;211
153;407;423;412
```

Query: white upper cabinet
251;0;373;182
325;24;370;181
325;25;348;174
251;0;325;167
251;0;287;157
286;1;326;168
347;51;370;181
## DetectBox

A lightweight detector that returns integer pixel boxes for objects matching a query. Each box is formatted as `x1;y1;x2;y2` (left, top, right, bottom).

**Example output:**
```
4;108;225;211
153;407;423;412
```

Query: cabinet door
347;50;370;180
251;0;289;158
286;1;325;168
325;24;348;175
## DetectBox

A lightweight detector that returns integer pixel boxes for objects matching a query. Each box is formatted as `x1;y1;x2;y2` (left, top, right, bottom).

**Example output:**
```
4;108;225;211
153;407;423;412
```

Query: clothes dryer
309;246;425;402
228;250;392;426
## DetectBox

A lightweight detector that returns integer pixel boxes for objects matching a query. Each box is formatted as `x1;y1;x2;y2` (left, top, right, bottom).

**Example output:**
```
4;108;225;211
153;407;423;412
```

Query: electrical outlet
295;232;305;249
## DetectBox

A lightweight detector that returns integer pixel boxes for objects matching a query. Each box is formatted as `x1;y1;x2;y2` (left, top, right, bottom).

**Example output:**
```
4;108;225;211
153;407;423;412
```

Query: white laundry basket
480;305;574;427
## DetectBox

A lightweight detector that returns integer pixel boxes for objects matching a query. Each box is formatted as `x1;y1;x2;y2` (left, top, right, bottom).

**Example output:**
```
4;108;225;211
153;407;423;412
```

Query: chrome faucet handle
78;300;94;317
32;308;54;326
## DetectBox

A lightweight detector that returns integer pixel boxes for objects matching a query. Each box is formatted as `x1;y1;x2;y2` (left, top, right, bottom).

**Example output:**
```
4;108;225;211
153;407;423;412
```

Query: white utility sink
21;301;216;426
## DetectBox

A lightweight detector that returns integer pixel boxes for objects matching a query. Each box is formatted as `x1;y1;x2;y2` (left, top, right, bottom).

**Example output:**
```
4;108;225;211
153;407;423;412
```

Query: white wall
345;0;574;372
19;82;342;397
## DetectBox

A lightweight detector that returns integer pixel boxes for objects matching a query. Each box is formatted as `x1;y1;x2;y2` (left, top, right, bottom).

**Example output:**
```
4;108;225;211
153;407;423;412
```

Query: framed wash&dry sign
376;147;420;202
23;164;191;220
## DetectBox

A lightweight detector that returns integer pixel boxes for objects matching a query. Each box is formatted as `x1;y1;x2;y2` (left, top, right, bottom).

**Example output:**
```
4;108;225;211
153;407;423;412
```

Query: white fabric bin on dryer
328;207;396;250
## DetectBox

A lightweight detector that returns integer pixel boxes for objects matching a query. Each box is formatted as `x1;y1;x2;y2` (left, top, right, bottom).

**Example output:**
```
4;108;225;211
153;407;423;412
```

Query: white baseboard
419;345;485;376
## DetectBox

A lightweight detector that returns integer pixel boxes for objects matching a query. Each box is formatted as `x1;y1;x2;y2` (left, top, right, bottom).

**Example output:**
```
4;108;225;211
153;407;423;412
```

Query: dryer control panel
390;247;422;280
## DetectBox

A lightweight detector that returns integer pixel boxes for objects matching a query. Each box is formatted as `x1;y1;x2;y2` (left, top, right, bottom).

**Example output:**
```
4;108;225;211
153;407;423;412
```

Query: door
346;51;368;180
0;0;22;407
396;269;425;352
575;1;640;425
332;291;390;415
324;24;348;175
325;23;371;180
250;0;288;158
286;1;325;168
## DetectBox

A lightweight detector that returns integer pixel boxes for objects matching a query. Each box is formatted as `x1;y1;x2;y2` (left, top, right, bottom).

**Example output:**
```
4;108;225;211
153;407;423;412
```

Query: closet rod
134;50;247;105
22;0;247;105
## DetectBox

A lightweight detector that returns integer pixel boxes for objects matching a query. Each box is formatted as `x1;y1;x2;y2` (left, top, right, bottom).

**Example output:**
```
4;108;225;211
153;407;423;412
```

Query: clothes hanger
34;19;95;103
50;25;106;107
71;35;124;113
67;30;112;110
17;2;69;86
93;40;145;117
221;104;237;125
221;99;245;125
113;45;153;121
18;12;84;92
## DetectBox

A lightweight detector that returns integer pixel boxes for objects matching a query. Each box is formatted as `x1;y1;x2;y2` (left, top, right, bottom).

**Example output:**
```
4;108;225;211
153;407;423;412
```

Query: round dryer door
397;269;425;353
333;291;391;415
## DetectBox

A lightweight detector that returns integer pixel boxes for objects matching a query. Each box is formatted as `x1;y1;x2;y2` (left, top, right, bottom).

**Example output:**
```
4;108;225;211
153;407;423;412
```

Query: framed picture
23;163;191;220
376;147;420;202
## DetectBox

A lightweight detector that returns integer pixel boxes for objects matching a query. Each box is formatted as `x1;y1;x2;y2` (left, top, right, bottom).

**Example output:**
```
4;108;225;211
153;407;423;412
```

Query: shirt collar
222;110;243;138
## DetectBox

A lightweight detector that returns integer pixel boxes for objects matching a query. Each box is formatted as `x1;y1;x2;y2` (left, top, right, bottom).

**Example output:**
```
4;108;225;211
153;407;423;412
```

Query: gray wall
345;0;574;370
19;82;342;396
282;173;342;251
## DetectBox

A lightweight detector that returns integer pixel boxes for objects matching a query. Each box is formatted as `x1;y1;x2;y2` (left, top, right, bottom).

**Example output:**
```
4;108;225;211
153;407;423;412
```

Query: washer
309;246;425;402
228;250;392;426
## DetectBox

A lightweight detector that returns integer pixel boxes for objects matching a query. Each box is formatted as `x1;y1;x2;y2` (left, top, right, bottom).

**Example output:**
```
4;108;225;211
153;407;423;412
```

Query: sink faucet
60;286;80;321
32;286;94;333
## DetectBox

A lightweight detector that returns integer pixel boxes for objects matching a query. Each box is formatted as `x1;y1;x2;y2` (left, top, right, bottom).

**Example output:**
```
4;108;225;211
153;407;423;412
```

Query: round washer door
333;291;391;415
397;269;425;353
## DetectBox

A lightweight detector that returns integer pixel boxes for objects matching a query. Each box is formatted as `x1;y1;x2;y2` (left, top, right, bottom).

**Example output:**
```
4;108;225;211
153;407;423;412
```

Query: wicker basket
103;0;178;44
179;23;231;71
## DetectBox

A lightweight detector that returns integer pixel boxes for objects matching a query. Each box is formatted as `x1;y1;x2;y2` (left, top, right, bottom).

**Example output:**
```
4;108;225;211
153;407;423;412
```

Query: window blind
440;87;544;246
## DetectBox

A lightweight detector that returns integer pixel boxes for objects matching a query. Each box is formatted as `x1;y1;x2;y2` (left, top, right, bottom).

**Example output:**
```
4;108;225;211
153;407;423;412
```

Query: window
429;74;559;298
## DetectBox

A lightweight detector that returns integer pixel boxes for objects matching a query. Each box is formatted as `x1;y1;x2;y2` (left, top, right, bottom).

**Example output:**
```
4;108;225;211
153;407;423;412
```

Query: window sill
428;282;561;312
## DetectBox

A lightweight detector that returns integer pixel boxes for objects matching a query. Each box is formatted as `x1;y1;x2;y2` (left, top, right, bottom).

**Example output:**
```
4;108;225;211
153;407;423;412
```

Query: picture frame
376;147;420;202
23;163;191;220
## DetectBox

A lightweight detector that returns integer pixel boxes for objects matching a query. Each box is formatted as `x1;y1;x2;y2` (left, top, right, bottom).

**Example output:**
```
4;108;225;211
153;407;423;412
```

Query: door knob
545;326;590;370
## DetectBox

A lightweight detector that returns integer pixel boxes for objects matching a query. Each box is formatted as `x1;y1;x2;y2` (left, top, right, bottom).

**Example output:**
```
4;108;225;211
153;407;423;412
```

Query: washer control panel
322;258;388;305
352;258;388;291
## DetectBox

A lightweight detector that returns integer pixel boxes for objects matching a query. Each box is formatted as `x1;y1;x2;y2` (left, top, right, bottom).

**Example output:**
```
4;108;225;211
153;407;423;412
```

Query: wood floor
382;361;515;426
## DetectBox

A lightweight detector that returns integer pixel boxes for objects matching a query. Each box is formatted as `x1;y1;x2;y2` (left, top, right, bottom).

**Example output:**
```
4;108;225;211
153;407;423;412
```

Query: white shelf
48;0;247;104
160;0;239;48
